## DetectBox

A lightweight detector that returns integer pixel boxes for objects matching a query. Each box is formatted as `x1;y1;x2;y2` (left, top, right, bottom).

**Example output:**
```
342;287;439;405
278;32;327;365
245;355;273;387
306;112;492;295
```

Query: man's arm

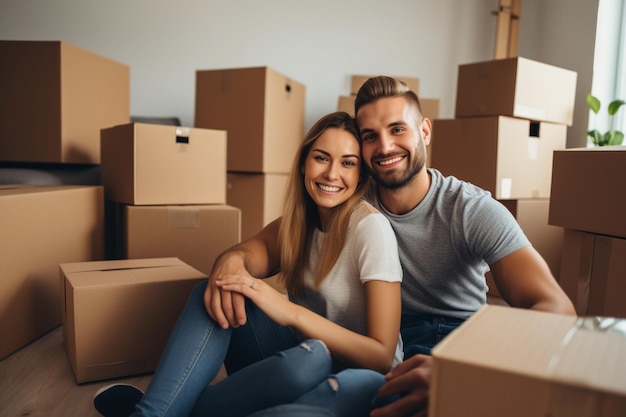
489;246;575;315
204;218;282;328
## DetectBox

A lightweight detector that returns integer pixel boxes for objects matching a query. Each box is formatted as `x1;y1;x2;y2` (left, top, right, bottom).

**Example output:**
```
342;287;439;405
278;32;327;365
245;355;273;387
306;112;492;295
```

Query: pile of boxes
549;146;626;319
337;74;441;165
195;66;306;242
430;56;578;299
0;40;128;361
0;40;248;383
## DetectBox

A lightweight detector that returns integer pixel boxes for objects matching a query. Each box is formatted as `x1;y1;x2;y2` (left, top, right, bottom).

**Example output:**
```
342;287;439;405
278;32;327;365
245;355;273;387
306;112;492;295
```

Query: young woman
94;111;403;417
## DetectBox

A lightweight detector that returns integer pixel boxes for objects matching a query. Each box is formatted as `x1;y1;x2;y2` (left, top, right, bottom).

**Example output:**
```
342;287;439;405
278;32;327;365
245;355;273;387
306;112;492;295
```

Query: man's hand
370;354;432;417
204;254;251;329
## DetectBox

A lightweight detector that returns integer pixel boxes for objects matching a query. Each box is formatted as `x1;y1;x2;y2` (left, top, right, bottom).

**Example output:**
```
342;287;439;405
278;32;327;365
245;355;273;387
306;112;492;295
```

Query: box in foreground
430;305;626;417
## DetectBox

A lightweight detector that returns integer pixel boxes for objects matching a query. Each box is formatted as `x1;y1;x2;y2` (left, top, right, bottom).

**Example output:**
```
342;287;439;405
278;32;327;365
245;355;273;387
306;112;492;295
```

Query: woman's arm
205;218;282;329
216;277;401;374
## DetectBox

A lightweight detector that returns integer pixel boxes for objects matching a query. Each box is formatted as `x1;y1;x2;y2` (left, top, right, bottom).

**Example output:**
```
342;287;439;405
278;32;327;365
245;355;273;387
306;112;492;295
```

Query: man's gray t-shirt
370;168;530;319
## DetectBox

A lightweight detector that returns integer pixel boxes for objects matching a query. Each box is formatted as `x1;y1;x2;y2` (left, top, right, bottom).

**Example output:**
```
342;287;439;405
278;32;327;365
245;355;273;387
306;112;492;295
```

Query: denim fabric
247;404;335;417
130;281;387;417
132;281;300;417
246;368;387;417
192;340;333;417
401;314;465;358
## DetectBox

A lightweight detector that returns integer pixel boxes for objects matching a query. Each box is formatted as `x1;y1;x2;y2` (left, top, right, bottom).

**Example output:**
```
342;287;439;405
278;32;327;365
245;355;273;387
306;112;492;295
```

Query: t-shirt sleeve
463;195;531;265
352;213;403;283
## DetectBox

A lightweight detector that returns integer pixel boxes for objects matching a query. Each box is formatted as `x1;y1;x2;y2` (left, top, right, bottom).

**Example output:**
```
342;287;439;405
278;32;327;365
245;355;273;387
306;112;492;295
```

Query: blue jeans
249;313;465;417
401;314;465;358
131;281;384;417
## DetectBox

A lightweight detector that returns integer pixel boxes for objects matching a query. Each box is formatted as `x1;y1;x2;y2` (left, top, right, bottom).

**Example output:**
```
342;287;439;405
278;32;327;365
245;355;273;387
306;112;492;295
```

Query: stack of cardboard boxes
430;56;578;301
336;74;441;165
549;146;626;319
0;40;128;361
0;40;245;384
194;66;306;242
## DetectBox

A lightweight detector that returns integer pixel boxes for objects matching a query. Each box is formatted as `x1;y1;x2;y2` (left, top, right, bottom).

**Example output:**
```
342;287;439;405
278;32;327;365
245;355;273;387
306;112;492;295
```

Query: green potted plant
586;93;625;146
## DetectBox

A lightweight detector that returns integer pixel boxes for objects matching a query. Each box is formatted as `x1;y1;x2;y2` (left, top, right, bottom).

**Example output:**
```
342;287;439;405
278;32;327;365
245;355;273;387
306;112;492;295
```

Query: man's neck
377;169;431;215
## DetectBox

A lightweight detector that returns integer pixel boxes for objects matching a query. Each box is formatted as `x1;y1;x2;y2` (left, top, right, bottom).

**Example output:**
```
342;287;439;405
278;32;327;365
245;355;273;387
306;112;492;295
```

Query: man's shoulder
430;168;491;200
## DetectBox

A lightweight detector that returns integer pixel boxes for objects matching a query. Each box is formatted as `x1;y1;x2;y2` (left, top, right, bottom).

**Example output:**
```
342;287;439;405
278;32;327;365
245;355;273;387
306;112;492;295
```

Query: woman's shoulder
349;200;390;229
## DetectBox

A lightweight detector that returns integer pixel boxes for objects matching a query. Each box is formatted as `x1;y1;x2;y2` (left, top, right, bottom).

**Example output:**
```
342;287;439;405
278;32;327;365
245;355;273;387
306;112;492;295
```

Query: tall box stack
430;57;577;300
337;74;441;166
549;146;626;318
0;40;130;164
195;66;305;241
100;122;241;276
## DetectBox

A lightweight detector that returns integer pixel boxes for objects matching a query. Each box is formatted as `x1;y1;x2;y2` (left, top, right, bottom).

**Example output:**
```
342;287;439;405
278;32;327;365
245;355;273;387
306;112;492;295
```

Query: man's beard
367;145;426;190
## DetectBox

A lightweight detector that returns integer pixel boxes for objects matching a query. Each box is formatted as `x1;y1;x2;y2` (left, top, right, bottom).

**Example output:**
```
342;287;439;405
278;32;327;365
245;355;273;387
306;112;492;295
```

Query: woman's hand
216;275;299;327
204;254;251;329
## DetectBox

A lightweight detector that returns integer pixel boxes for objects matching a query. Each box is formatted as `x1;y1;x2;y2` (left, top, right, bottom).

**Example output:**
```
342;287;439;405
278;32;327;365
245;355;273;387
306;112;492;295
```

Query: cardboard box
0;185;104;359
486;199;564;298
430;305;626;417
0;40;130;164
350;74;419;95
431;116;566;199
195;66;305;173
227;172;287;241
559;229;626;318
549;146;626;238
60;257;207;383
101;123;227;205
455;56;577;125
110;203;241;276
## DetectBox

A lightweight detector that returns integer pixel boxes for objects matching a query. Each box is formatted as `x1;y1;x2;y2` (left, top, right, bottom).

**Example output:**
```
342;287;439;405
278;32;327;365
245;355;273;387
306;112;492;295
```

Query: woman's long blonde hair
278;111;368;295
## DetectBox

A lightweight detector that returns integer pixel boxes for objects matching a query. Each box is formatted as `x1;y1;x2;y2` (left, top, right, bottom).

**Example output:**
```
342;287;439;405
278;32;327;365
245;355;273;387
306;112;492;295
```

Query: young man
206;76;575;417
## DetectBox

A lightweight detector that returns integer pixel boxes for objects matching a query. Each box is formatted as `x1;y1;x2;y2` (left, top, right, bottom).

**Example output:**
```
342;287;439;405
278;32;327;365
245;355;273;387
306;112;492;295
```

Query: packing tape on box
168;206;200;229
545;317;626;416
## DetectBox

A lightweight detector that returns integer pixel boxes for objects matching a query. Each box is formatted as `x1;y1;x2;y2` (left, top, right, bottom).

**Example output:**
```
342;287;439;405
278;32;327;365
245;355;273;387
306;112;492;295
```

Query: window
589;0;625;141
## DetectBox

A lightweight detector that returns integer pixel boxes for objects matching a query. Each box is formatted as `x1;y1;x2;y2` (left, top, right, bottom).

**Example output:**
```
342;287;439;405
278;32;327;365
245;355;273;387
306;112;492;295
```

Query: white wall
0;0;597;147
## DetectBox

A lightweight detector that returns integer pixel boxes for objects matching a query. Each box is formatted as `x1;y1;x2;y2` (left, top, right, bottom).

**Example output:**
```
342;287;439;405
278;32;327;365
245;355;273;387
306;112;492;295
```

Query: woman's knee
271;339;331;390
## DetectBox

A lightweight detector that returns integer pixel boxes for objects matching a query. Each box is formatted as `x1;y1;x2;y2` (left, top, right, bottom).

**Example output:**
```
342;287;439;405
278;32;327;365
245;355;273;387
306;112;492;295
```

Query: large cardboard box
0;185;104;359
486;199;564;298
350;74;419;95
0;40;129;164
431;116;566;199
110;203;241;276
227;172;287;241
195;66;305;173
101;123;227;205
560;229;626;318
455;56;577;126
60;257;206;383
430;305;626;417
549;146;626;239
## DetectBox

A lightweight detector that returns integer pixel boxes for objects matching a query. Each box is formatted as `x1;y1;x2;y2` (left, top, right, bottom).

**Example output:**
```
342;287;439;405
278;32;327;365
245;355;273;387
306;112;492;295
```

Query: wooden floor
0;326;154;417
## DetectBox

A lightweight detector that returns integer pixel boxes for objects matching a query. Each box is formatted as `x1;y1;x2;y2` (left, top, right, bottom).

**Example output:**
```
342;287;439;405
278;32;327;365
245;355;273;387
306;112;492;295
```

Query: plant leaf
608;99;626;116
586;94;601;113
608;131;624;146
587;129;602;146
